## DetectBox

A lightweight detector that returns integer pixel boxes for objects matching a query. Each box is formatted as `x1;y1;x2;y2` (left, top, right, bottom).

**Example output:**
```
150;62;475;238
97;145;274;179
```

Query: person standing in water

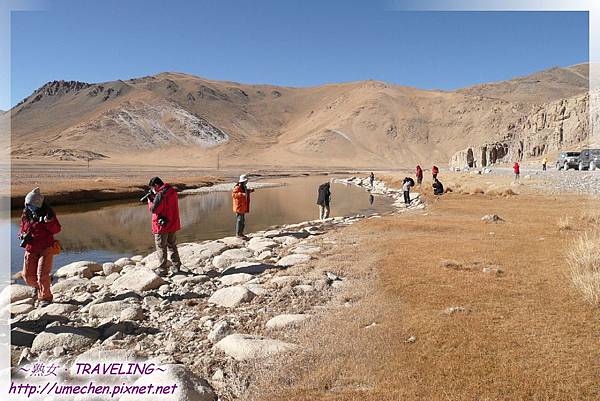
232;174;254;239
19;188;61;306
317;182;331;220
369;172;375;189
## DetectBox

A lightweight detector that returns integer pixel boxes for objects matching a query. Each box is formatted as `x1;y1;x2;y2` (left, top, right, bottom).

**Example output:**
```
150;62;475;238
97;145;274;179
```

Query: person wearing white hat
232;174;254;239
19;187;62;306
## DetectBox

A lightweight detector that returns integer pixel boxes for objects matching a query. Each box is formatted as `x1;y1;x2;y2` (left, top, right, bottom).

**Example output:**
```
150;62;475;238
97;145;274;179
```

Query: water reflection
10;176;391;272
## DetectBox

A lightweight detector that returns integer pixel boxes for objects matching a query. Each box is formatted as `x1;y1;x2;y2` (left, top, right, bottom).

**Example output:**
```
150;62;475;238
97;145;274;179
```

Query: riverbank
5;176;408;401
9;158;378;209
244;173;600;401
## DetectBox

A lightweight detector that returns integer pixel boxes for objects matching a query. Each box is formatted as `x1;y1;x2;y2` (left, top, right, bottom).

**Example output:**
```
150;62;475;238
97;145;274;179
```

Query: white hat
239;174;248;183
25;187;44;208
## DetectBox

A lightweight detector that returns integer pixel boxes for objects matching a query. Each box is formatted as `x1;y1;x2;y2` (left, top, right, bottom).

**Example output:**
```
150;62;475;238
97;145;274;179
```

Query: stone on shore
55;261;102;279
51;277;89;293
276;254;311;267
247;237;277;253
102;262;122;276
219;273;254;286
111;268;166;292
212;249;253;270
31;326;99;354
208;286;254;308
215;334;297;361
266;314;310;329
89;300;139;319
30;303;79;318
1;284;34;304
119;364;216;401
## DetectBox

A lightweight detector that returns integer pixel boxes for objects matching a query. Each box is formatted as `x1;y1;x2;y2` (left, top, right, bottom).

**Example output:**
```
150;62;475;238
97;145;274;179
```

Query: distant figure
402;177;415;206
317;182;331;220
432;165;439;180
513;162;520;181
416;165;423;185
232;174;254;239
369;194;374;205
147;177;182;276
433;178;444;195
19;187;62;306
369;172;375;189
542;157;548;171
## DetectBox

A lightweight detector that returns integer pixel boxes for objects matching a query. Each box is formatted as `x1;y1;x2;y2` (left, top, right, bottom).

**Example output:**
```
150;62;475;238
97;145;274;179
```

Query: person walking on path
232;174;254;239
19;188;61;306
147;176;182;276
542;157;548;171
432;165;439;180
416;165;423;185
317;182;332;220
513;162;521;181
402;177;415;206
369;172;375;189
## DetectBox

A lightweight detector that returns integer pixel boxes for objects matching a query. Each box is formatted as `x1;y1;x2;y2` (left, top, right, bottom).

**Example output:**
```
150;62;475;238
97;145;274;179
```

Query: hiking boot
38;300;52;308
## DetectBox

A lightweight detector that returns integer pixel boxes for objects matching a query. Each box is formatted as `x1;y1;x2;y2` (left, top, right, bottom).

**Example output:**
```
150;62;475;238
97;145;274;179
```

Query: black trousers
403;191;411;205
236;213;245;235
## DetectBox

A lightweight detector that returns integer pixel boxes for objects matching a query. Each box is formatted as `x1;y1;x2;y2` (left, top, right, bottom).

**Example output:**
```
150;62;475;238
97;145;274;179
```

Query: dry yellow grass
558;216;574;231
567;231;600;305
246;183;600;401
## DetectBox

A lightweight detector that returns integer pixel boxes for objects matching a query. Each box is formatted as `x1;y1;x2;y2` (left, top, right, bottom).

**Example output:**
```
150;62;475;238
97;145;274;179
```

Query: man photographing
146;176;182;276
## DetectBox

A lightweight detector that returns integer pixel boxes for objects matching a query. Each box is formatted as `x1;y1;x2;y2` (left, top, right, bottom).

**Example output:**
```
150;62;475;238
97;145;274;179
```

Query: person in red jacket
232;174;254;239
513;162;520;181
432;165;439;180
19;188;61;306
416;165;424;185
147;177;182;275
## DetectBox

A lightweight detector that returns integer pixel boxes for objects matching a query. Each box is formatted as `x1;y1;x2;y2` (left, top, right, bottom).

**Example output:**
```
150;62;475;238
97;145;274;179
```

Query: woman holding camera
19;187;61;306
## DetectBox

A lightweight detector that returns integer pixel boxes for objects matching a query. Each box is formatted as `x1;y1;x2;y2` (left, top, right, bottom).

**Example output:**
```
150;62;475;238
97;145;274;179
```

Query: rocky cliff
450;93;591;168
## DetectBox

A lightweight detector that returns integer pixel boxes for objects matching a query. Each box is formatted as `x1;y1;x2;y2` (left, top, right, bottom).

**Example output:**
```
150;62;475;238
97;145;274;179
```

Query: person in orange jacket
232;174;254;239
19;188;61;306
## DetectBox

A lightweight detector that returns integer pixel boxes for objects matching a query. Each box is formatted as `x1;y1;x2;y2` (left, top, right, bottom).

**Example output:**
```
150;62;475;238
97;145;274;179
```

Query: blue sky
7;0;589;109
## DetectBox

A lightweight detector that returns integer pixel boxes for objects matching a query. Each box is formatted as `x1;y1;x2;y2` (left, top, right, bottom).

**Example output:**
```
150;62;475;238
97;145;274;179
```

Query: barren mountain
10;65;590;168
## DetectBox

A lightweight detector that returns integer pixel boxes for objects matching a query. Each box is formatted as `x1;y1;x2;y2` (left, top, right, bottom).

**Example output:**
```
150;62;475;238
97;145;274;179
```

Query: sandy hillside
10;65;589;169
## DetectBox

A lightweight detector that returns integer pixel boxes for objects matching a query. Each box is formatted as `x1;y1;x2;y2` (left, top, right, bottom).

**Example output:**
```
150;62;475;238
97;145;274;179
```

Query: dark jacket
148;184;181;234
433;180;444;195
317;183;331;206
19;203;61;253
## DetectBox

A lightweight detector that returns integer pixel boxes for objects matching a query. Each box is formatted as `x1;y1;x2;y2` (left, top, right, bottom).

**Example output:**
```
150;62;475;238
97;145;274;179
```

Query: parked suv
577;149;600;170
556;151;581;170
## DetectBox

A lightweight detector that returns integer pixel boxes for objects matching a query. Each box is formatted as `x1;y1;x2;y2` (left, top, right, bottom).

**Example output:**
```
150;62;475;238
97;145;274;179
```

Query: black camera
19;232;32;248
157;216;169;227
140;190;154;202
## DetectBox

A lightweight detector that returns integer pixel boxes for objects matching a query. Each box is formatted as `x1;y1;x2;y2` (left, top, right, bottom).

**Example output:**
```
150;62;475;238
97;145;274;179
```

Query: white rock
220;236;246;247
120;306;145;321
1;284;34;304
31;303;79;317
51;278;89;293
212;248;253;270
276;254;311;267
102;262;122;276
55;261;102;279
114;258;134;268
247;237;277;253
215;334;297;361
111;268;166;292
219;273;253;286
266;314;310;329
119;364;216;401
208;286;254;308
245;283;268;296
31;326;99;354
89;301;138;319
207;321;230;343
293;245;321;255
11;304;34;315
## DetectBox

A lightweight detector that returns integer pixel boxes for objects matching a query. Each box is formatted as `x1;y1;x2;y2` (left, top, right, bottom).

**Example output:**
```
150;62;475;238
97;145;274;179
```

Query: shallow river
10;175;392;273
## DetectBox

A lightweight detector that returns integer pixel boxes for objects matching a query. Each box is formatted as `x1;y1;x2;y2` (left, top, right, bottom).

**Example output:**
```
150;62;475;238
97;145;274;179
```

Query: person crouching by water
232;174;254;239
317;182;331;220
19;188;61;306
402;177;415;206
433;178;444;195
146;177;182;276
